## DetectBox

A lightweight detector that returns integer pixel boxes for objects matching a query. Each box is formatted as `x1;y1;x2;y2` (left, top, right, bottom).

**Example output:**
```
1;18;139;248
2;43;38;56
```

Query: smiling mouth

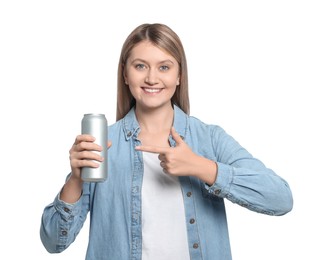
142;87;162;93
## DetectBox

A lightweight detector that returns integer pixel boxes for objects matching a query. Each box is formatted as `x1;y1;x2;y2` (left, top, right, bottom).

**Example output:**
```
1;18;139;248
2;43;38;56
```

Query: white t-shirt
141;152;190;260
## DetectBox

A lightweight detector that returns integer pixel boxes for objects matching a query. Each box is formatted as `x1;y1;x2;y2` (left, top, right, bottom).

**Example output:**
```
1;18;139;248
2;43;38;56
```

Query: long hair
116;23;189;121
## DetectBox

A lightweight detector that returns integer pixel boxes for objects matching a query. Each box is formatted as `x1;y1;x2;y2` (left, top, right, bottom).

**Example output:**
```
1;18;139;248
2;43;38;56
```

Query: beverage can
81;113;108;182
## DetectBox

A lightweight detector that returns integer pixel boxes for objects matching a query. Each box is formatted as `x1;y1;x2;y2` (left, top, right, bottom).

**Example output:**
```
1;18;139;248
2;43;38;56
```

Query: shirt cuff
204;162;233;197
53;192;82;220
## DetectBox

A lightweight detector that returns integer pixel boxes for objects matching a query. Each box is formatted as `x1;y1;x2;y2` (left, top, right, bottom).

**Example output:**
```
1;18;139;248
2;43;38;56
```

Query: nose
145;69;158;85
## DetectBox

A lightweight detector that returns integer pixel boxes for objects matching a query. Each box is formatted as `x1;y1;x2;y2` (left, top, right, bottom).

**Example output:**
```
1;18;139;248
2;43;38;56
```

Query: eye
135;64;146;70
159;65;169;71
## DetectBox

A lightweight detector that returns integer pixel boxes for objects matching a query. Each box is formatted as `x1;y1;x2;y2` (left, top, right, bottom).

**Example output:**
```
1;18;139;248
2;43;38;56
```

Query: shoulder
188;115;225;135
174;105;223;134
187;115;237;149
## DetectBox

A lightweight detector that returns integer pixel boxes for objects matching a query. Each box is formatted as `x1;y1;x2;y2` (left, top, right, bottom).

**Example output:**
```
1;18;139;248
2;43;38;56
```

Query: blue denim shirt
40;105;293;260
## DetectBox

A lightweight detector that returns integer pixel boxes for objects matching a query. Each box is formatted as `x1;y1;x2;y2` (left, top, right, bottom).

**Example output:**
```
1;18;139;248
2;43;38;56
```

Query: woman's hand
69;134;112;180
135;127;217;185
60;135;111;203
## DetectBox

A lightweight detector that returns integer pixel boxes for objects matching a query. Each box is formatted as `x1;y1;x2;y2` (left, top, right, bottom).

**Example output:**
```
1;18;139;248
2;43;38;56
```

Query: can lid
84;113;105;117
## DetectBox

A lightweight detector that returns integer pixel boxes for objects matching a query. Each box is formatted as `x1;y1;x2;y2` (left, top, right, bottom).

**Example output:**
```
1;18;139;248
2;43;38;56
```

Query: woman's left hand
135;127;217;184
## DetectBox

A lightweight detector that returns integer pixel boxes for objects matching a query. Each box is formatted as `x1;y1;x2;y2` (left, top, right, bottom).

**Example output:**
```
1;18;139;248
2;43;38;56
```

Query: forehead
128;41;176;63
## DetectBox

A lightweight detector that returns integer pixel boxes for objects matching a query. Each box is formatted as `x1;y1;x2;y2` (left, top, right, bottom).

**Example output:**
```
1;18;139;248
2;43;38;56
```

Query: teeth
144;88;161;93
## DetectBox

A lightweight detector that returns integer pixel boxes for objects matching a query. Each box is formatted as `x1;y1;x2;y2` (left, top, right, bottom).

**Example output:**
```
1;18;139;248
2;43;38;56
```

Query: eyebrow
130;58;175;65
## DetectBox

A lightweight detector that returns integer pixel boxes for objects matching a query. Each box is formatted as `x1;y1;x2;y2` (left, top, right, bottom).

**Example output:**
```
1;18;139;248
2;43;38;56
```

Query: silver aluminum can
81;113;108;182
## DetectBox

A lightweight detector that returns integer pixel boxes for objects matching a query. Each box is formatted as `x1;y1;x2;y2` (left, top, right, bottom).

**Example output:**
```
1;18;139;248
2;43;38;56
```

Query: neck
135;104;174;134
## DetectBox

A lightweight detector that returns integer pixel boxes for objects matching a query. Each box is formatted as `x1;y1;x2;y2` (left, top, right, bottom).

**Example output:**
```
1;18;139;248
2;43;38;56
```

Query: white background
1;0;317;259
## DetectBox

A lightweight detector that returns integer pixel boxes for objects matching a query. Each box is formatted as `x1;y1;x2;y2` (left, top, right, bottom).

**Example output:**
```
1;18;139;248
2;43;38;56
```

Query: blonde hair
116;23;189;121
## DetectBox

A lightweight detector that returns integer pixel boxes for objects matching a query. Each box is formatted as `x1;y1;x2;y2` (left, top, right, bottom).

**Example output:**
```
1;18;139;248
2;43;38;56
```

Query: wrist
194;156;218;185
60;173;83;203
69;171;83;183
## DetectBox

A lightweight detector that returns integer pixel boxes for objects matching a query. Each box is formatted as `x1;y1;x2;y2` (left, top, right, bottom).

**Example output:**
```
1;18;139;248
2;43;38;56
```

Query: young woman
40;23;293;260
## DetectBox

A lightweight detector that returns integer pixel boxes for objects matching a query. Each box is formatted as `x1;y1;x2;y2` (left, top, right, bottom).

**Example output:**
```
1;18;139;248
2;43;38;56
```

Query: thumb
171;127;184;145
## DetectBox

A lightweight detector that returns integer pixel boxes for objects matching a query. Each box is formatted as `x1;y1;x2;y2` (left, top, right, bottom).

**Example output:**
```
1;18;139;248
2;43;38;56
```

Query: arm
40;183;90;253
205;126;293;216
135;126;293;216
40;135;108;253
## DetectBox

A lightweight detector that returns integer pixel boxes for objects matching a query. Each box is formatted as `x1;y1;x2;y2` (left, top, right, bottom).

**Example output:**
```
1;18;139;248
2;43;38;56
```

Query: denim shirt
40;105;293;260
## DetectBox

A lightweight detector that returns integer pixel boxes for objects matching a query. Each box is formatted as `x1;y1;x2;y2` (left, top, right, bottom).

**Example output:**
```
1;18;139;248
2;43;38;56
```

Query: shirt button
239;202;248;207
127;131;132;137
61;230;68;236
186;192;192;197
193;243;199;249
214;189;221;195
190;218;195;224
63;207;70;213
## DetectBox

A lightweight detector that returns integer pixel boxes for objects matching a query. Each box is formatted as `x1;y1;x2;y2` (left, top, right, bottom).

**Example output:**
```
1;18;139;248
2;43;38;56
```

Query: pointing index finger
135;145;169;154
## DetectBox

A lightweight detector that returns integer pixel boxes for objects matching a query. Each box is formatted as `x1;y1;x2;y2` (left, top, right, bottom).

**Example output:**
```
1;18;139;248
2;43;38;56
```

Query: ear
122;64;128;85
176;75;180;86
124;74;128;85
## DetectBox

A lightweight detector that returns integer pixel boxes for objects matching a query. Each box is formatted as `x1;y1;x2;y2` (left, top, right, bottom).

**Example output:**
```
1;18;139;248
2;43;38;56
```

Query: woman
40;23;293;260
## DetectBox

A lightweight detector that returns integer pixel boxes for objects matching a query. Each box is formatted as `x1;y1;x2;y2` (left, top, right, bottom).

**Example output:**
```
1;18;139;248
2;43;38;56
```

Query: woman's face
124;41;180;111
